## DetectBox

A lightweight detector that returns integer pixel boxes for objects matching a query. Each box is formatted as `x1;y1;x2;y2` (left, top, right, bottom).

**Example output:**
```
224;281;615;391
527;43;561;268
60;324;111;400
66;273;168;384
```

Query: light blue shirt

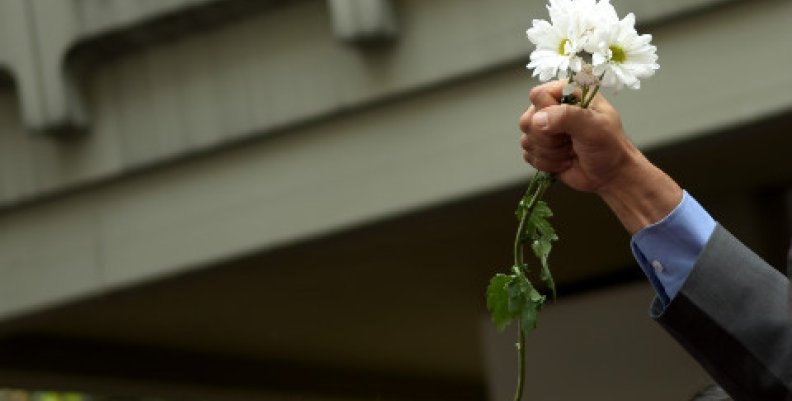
630;191;716;307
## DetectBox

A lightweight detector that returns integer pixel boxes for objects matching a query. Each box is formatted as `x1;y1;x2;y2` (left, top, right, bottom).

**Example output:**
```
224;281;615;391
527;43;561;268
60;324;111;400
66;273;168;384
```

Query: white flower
526;0;619;81
590;13;659;91
526;2;581;81
571;0;620;52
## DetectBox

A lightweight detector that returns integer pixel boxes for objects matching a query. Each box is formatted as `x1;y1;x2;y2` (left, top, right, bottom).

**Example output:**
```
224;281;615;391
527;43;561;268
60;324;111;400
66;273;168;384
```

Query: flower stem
581;84;600;108
512;320;526;401
508;88;572;401
510;171;553;401
513;173;541;268
513;172;553;269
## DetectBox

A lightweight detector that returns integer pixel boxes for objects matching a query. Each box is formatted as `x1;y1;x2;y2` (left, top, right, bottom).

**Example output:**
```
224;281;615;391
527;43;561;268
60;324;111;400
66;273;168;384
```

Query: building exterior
0;0;790;400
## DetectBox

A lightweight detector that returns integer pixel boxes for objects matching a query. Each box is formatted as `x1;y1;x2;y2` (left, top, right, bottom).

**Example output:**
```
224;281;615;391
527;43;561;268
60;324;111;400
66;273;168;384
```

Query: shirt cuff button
651;260;665;273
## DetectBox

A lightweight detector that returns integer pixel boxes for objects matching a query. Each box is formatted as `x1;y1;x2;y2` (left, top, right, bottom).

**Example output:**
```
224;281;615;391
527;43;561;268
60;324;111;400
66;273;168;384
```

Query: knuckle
529;87;542;104
519;107;534;132
534;157;564;173
535;147;567;163
520;135;530;150
532;158;551;172
559;104;571;121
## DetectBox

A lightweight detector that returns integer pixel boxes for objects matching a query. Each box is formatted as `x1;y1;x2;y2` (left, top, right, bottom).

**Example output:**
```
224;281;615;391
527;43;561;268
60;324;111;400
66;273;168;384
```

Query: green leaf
532;238;556;299
531;200;553;220
520;297;543;335
528;201;559;300
528;285;544;303
486;273;515;331
487;269;548;335
506;276;526;315
519;201;554;242
515;193;532;222
505;271;546;336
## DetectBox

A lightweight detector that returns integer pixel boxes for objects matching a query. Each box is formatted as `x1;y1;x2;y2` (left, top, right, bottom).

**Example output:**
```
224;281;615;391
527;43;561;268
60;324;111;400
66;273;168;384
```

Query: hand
519;80;641;194
519;80;682;234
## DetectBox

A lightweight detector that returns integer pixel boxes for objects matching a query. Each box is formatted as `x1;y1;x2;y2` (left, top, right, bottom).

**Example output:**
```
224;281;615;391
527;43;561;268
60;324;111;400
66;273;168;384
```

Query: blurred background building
0;0;790;400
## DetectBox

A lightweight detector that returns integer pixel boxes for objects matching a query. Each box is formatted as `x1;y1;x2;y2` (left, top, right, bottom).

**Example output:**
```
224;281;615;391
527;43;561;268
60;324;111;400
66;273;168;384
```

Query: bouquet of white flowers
486;1;658;400
528;0;659;99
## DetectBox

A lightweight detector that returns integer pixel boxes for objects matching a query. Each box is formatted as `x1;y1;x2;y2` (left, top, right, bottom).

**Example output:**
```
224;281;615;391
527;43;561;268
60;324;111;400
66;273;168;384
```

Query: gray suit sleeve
650;224;792;400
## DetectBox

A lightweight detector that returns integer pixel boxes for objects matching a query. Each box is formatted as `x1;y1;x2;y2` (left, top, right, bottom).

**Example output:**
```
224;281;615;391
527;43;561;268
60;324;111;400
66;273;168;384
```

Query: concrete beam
0;0;221;135
0;0;741;137
0;0;790;322
0;0;765;206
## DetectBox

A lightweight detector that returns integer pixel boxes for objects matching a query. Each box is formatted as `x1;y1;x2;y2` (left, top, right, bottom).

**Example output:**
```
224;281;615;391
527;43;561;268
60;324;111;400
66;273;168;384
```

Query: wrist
596;153;683;235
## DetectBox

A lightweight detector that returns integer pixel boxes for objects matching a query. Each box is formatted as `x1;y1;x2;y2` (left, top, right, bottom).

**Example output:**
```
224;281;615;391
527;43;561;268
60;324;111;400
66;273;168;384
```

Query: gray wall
0;0;790;399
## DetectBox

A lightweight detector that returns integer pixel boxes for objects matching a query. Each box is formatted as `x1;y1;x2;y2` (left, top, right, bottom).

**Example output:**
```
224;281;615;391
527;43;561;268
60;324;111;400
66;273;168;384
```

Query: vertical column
0;0;85;136
0;0;47;133
29;0;86;135
327;0;398;44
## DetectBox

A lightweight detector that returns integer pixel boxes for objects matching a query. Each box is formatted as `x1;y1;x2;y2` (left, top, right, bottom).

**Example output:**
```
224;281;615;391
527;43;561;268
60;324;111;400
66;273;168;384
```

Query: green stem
512;320;526;401
581;84;600;108
513;172;553;270
510;171;554;401
513;173;540;268
507;88;576;401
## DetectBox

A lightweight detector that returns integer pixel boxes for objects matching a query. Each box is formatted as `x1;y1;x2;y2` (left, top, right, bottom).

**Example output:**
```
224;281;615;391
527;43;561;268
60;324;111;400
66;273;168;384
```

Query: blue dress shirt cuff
630;190;716;307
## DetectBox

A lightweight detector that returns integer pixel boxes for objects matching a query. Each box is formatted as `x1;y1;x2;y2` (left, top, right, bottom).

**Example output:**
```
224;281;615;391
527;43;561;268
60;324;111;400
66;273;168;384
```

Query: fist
519;81;641;194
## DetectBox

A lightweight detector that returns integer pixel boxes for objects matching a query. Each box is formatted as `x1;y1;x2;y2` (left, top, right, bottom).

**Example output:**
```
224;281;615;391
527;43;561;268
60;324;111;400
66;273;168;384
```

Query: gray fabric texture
650;224;792;401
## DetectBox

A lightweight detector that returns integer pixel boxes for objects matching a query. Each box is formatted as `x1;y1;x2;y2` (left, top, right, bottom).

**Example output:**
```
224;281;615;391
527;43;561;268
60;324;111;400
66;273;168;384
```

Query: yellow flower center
609;45;626;63
558;39;570;55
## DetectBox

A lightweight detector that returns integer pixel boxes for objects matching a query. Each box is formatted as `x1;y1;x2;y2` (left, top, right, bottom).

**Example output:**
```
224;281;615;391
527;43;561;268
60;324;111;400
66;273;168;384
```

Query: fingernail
533;111;548;129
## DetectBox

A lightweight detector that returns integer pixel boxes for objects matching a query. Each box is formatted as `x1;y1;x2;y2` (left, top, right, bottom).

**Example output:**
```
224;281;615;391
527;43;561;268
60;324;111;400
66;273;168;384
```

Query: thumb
533;104;590;138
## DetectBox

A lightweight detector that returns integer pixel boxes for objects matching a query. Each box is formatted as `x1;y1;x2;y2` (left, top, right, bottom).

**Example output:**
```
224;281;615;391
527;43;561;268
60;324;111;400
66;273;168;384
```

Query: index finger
529;80;569;109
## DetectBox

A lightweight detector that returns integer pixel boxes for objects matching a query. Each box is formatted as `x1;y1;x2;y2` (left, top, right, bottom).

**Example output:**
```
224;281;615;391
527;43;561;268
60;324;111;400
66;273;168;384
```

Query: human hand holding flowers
485;1;660;400
526;0;659;94
520;81;640;194
522;82;683;235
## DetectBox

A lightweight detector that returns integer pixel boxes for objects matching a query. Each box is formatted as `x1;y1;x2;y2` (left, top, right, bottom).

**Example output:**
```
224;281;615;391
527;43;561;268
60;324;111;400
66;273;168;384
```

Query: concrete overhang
0;0;790;325
0;0;790;396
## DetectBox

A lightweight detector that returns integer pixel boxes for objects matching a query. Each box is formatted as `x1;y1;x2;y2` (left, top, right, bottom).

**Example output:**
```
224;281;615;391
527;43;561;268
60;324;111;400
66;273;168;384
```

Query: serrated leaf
532;201;553;219
506;276;525;315
520;298;543;335
520;201;555;243
529;202;556;239
486;273;515;331
523;285;546;334
528;201;559;300
532;238;557;300
528;285;544;303
504;272;546;336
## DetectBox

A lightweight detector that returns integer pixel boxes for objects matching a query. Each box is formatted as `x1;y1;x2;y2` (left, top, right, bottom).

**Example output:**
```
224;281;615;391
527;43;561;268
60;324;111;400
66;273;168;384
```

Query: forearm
596;153;683;235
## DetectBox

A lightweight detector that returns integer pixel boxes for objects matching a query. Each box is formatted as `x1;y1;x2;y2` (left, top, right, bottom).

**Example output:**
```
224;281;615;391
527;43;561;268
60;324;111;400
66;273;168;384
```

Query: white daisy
526;0;619;82
526;2;581;81
590;13;659;91
574;0;619;52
